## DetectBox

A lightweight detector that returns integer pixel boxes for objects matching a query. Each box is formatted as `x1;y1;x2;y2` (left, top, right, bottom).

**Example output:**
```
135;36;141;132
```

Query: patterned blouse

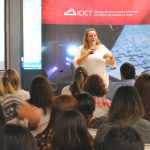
93;96;111;109
35;132;52;150
0;94;27;125
88;116;106;129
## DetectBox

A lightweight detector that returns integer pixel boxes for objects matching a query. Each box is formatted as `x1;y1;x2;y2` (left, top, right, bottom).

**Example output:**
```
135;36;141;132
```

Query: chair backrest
35;122;48;133
88;128;98;139
93;107;108;118
145;144;150;150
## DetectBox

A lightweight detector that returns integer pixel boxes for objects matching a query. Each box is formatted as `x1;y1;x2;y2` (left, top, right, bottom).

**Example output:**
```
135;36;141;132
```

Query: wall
9;0;21;79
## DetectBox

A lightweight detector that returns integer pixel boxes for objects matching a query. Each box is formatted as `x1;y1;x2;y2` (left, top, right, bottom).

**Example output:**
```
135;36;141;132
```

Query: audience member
84;74;111;109
61;65;88;97
28;76;54;127
50;109;93;150
134;73;150;121
100;125;144;150
35;95;79;150
0;104;5;126
0;123;38;150
3;68;30;100
76;92;106;129
95;86;150;150
0;77;40;127
105;62;135;100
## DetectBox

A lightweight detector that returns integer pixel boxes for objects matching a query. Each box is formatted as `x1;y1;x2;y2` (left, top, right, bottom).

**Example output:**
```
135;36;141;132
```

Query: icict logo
64;8;92;16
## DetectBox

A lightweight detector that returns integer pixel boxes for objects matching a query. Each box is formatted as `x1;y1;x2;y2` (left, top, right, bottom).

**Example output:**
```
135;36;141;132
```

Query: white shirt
61;85;72;95
14;89;30;100
73;45;116;87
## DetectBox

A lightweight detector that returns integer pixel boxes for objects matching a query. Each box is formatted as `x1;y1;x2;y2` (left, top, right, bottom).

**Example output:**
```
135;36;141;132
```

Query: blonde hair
70;66;88;97
2;77;15;94
3;69;21;90
81;28;101;56
0;78;4;96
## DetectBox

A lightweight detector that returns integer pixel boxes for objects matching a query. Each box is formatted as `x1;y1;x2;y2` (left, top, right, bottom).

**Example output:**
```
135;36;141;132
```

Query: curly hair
84;74;107;97
70;66;88;97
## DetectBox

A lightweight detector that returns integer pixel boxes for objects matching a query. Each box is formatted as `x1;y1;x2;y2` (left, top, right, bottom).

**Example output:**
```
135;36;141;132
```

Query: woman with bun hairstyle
61;65;88;97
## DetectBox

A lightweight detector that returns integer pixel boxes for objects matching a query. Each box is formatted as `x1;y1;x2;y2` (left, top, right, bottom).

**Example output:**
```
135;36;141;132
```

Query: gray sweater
95;118;150;150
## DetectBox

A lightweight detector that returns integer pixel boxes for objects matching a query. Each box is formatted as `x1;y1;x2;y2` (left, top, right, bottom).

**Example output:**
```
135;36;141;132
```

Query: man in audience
105;62;135;100
100;125;144;150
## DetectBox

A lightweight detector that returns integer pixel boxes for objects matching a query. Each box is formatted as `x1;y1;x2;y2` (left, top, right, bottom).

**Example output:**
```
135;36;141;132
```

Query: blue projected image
107;25;150;80
23;0;41;69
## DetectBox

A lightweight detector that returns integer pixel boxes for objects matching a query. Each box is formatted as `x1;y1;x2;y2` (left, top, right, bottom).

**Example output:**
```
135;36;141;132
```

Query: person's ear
121;73;125;80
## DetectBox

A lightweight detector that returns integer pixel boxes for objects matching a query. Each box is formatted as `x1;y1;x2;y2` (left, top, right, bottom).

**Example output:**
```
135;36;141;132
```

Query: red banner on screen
42;0;150;25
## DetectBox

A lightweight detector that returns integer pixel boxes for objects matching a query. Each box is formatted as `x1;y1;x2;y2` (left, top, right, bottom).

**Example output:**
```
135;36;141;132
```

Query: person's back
105;62;135;100
50;110;93;150
61;65;88;97
100;125;144;150
0;124;38;150
28;76;54;126
76;92;106;129
3;68;30;100
0;77;40;128
95;86;150;149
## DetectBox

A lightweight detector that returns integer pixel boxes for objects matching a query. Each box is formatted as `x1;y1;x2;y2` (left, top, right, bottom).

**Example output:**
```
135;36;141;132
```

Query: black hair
120;62;135;79
101;125;144;150
76;92;95;124
0;124;38;150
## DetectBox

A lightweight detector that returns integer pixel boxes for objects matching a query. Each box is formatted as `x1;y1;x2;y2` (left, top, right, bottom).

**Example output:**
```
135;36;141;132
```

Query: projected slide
23;0;41;69
42;0;150;82
0;0;5;70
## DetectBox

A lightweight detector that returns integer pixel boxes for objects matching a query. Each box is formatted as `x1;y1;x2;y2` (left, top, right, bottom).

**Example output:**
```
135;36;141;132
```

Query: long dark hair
76;92;95;124
105;86;144;124
70;66;88;97
134;73;150;121
0;124;38;150
50;109;93;150
39;95;79;143
29;76;54;115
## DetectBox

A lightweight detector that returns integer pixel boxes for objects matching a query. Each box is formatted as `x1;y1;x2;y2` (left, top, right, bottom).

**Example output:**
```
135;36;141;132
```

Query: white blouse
73;44;116;87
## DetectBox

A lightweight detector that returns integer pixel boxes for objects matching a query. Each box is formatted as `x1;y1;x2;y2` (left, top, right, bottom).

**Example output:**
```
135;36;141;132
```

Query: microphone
90;42;96;54
49;70;63;80
92;42;96;47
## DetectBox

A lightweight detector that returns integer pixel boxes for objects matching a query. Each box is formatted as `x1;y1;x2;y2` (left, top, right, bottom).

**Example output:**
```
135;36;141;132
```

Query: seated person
0;77;40;128
105;62;135;100
35;95;79;150
3;68;30;100
100;125;144;150
95;86;150;150
76;92;106;129
28;76;54;128
134;73;150;122
61;65;88;97
50;110;94;150
0;124;38;150
84;74;111;109
0;103;5;127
